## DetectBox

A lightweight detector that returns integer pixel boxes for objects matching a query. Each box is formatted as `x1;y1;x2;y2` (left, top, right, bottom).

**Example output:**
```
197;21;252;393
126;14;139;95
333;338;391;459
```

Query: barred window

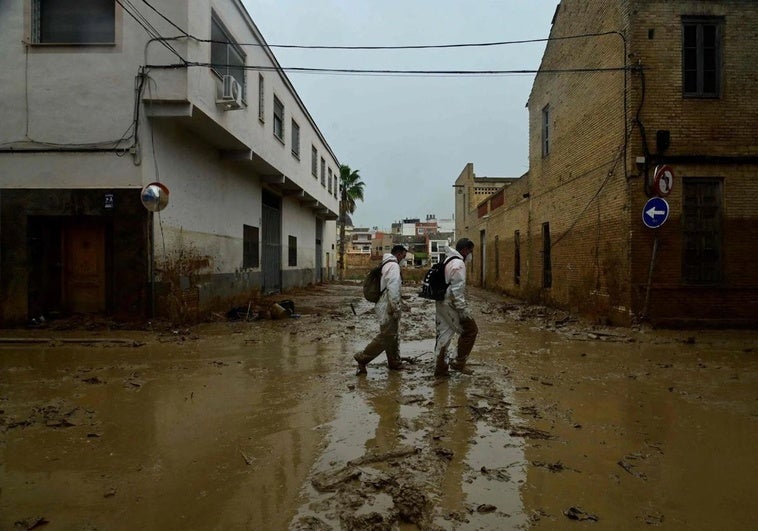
683;178;722;283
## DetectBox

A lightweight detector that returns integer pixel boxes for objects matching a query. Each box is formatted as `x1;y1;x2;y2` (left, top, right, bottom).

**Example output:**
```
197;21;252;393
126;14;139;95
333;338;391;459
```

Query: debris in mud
509;426;554;439
240;450;256;466
564;506;598;521
480;466;511;482
347;446;419;467
638;511;665;526
341;511;390;531
618;455;648;480
13;516;49;530
82;376;105;385
292;515;331;531
390;482;430;524
123;373;144;390
434;447;454;460
476;503;497;513
532;460;575;473
311;467;362;493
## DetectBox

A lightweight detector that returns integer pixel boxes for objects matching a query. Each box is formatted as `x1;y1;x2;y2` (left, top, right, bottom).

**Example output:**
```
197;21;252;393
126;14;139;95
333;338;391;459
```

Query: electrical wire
147;62;631;77
134;2;621;52
550;147;624;249
116;0;187;64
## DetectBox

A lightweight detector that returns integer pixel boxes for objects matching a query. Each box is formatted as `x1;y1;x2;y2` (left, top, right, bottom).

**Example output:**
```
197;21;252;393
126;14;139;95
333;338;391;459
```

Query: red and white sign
652;165;674;197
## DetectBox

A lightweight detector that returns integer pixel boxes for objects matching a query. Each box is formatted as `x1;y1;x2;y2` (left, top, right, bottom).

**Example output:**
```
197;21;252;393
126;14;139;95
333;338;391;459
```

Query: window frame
273;95;284;141
243;225;260;269
32;0;117;45
320;157;326;187
682;177;723;284
682;16;723;99
288;235;298;267
542;222;552;288
541;104;550;157
211;14;246;95
258;74;265;122
311;146;318;177
291;119;300;159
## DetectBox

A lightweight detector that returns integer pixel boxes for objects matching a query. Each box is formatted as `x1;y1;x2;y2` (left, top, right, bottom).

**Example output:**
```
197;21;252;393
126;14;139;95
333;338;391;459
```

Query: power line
147;62;631;77
134;1;621;52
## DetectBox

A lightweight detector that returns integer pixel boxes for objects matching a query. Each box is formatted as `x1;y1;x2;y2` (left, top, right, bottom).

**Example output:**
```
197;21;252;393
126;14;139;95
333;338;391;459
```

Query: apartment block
0;0;340;324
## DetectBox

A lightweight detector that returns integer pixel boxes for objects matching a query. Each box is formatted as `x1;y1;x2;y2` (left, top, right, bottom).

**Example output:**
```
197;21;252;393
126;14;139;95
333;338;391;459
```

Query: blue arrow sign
642;197;669;228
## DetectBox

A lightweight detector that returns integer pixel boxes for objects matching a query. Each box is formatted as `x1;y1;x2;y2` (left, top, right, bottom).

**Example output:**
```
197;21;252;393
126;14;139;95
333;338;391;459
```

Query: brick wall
458;0;758;326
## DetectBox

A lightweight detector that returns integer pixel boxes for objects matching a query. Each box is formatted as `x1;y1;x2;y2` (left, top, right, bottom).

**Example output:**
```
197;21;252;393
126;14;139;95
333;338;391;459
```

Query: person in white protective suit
434;238;479;377
354;245;408;375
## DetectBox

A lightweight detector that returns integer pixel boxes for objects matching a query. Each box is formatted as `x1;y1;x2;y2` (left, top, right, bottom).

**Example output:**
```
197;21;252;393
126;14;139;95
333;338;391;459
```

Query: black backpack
362;258;396;303
418;256;461;301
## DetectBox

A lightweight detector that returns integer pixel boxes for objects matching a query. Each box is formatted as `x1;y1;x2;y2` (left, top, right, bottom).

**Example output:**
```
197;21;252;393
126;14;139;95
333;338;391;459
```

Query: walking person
434;238;479;377
354;245;408;375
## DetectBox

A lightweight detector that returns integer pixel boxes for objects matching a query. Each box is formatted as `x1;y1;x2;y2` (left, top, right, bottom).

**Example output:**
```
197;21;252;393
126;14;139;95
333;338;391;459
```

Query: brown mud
1;283;756;530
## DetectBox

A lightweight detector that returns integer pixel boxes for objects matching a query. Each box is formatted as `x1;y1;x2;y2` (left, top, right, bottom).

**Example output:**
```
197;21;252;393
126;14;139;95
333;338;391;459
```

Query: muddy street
1;283;757;530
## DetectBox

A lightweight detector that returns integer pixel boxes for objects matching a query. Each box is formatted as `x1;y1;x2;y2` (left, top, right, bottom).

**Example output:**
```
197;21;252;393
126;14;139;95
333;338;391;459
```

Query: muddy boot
434;349;449;378
450;359;473;375
353;353;367;376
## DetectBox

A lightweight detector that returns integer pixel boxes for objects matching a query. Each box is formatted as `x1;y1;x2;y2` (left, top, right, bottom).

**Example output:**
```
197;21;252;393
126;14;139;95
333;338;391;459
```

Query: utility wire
147;62;631;77
116;0;186;63
134;2;620;51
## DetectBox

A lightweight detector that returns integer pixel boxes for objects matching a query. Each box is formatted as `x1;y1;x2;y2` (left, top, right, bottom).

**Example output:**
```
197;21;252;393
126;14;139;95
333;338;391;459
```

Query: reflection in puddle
291;339;529;529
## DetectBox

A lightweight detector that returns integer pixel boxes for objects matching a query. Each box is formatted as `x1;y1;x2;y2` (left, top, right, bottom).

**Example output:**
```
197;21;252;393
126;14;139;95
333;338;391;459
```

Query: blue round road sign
642;197;669;229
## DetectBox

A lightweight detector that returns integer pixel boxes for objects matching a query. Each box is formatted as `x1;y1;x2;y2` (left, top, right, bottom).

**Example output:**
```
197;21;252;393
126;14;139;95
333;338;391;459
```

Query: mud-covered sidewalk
1;283;757;530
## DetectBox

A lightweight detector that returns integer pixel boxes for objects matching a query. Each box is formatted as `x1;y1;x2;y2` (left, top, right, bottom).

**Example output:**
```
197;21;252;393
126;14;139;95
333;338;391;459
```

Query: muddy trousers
355;315;401;368
435;315;478;371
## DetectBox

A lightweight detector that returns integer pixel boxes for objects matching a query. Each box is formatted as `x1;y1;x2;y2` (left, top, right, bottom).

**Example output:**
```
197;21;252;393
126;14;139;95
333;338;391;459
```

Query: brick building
456;0;758;326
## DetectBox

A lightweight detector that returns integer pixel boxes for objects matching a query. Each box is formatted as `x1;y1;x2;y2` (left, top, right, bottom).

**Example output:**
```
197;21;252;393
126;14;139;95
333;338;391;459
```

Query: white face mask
399;259;408;267
465;253;473;264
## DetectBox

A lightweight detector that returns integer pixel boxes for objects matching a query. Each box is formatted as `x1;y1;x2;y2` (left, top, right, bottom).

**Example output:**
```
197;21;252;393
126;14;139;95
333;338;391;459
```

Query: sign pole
642;236;659;320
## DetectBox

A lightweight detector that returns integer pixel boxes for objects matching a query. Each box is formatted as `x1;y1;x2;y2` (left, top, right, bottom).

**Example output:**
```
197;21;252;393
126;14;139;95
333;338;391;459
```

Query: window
243;225;259;269
273;96;284;140
514;230;521;285
328;168;333;193
542;223;551;288
431;241;439;252
291;120;300;158
288;236;297;267
541;105;550;157
320;158;326;186
682;17;722;98
311;146;318;177
33;0;115;44
683;178;722;283
211;15;245;92
258;74;265;121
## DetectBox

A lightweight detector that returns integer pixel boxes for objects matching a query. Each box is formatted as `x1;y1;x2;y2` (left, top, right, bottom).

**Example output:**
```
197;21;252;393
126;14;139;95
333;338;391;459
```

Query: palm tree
338;164;365;280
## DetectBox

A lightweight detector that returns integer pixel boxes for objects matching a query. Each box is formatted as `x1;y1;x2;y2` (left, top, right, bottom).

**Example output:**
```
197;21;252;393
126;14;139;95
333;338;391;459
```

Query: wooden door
62;224;106;313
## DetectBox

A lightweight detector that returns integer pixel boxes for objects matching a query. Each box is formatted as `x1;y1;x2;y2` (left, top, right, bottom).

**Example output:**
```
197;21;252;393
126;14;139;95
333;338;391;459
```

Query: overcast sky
242;1;558;229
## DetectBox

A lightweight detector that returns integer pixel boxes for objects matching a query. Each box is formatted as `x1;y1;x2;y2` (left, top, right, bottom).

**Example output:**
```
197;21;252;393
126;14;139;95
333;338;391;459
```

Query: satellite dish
140;182;169;212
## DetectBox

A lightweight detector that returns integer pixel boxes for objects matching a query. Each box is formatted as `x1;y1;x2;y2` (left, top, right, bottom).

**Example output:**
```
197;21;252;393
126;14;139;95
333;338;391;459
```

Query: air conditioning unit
218;75;243;110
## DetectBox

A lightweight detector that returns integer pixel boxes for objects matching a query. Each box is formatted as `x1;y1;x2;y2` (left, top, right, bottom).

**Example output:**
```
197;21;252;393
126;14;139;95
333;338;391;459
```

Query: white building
0;0;339;324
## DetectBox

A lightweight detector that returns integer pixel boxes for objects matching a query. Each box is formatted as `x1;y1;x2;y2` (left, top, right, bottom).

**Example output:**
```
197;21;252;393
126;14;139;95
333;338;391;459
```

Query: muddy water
1;284;757;530
0;325;346;530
